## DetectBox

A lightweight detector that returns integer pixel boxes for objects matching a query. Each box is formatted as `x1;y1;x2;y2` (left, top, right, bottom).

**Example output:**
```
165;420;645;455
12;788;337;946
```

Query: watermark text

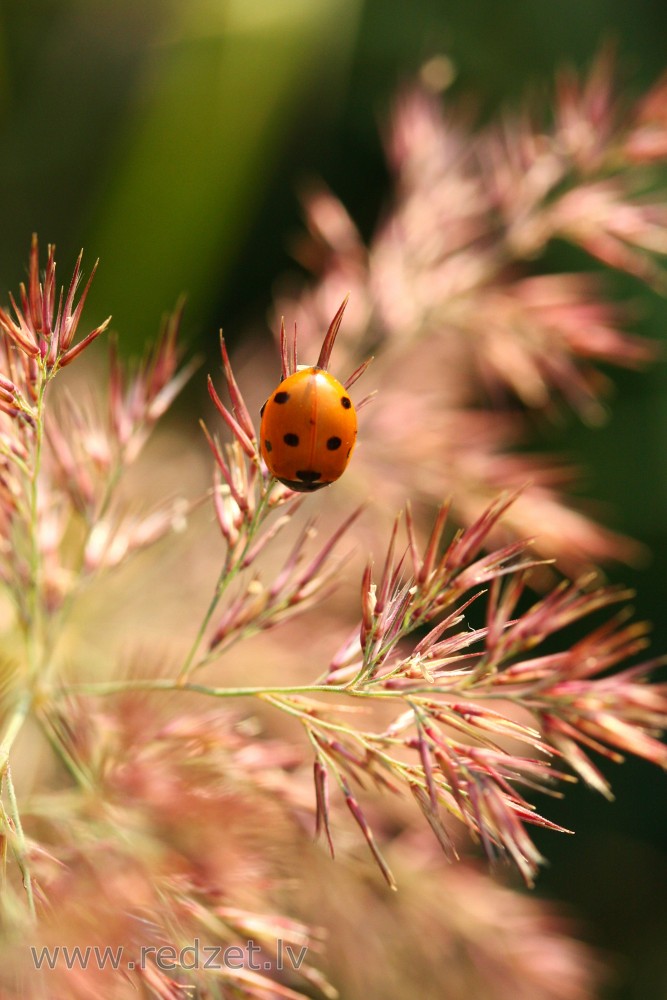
30;937;308;973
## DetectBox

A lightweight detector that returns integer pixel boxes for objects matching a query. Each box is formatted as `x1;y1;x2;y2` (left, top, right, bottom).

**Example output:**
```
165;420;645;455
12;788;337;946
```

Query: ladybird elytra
260;366;357;492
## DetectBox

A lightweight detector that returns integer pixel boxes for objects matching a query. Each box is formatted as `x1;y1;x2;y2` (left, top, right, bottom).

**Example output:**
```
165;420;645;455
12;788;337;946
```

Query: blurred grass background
1;1;666;997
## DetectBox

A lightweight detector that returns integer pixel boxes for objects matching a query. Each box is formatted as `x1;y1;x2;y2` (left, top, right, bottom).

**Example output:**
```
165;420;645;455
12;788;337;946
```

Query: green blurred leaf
87;0;362;350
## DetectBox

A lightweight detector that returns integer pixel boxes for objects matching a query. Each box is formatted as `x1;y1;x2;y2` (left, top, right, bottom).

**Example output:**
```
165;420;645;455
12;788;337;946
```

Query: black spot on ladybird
260;401;266;417
326;436;342;450
341;396;352;409
264;439;272;453
274;391;290;404
296;470;322;483
283;433;299;447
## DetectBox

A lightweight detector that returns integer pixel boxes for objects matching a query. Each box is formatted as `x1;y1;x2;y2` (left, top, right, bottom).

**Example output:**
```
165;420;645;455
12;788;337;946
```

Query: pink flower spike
58;316;112;368
316;294;349;370
143;301;182;402
545;724;614;798
240;510;295;569
290;322;297;376
60;248;84;341
294;505;365;594
455;538;537;590
378;580;414;647
199;420;248;512
404;502;422;579
279;317;289;379
279;317;294;380
580;712;667;768
0;302;39;357
45;286;64;368
410;781;458;858
209;589;253;647
0;401;22;420
61;254;99;351
360;562;375;648
414;591;486;656
0;374;17;396
432;744;467;822
418;501;451;584
415;727;438;810
375;512;402;616
41;248;57;346
146;356;200;425
218;333;257;445
27;234;42;332
207;375;256;459
446;490;522;572
267;518;315;601
341;778;397;889
344;355;374;390
212;470;242;546
1;237;108;370
313;760;335;857
486;573;526;652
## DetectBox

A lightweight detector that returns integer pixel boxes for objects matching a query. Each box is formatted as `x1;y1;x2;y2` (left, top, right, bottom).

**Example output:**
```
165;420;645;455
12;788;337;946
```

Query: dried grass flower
273;50;667;572
1;58;667;995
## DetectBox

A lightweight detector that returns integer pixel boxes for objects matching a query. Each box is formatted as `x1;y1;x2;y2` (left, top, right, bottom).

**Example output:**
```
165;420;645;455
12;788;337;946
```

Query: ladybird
260;367;357;492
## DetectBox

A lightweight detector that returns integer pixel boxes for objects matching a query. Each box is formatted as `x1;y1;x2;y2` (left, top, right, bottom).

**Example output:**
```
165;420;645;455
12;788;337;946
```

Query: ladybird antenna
292;321;298;376
316;294;349;370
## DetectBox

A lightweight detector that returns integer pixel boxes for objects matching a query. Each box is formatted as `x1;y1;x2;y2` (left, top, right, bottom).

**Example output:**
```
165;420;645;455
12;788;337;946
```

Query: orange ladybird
260;367;357;492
